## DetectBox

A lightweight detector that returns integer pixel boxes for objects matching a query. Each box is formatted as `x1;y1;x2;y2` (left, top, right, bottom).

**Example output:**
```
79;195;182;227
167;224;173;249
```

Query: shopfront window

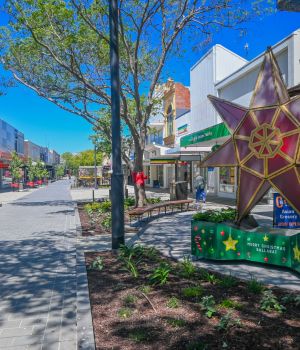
219;167;235;193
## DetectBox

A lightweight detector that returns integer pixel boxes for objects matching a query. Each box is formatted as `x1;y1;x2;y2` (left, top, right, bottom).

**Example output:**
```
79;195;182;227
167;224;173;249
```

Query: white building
181;29;300;198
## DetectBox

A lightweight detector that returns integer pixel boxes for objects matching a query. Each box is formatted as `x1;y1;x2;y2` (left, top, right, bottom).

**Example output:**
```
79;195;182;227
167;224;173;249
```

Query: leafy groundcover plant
85;246;300;349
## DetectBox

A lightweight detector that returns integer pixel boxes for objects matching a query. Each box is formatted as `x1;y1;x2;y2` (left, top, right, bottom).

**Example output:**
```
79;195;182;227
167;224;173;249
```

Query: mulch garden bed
77;202;111;236
85;248;300;350
77;201;138;236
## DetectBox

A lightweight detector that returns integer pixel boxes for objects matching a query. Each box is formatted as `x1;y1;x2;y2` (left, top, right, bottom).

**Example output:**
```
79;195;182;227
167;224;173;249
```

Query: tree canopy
0;0;275;204
61;149;104;175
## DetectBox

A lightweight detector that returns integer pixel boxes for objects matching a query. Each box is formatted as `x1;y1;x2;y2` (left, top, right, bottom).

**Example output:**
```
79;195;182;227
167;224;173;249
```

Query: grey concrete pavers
0;181;79;349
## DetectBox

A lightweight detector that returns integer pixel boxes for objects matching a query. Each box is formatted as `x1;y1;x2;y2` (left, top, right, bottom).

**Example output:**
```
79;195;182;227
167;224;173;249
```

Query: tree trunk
133;143;147;207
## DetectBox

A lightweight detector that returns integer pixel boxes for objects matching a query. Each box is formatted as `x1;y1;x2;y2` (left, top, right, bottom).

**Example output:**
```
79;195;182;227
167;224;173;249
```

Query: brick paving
0;181;79;349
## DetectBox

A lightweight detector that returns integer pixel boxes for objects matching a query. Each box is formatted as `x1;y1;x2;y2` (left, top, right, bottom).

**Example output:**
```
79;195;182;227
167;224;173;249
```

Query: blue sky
0;5;300;154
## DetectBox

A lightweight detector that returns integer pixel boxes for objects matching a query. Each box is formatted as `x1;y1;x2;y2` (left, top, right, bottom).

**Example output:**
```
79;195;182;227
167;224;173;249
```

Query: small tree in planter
41;168;50;185
35;161;47;185
9;151;23;191
26;158;36;188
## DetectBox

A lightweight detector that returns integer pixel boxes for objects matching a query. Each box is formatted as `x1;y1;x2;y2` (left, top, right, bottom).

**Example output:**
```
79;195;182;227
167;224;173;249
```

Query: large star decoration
201;48;300;223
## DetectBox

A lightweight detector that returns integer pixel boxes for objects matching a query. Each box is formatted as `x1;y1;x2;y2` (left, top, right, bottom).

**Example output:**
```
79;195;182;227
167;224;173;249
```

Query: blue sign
208;167;215;172
273;193;300;229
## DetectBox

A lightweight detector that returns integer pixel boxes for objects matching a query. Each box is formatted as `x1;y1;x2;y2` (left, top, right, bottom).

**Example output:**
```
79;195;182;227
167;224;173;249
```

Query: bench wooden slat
128;199;193;217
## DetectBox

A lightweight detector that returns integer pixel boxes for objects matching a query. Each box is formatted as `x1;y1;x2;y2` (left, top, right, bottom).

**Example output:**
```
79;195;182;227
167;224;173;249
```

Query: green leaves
9;151;23;182
260;290;285;313
149;262;171;285
199;295;217;318
193;208;237;223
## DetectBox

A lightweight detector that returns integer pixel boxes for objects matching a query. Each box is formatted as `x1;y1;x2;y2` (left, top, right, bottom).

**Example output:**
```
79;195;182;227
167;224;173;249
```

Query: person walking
194;174;206;210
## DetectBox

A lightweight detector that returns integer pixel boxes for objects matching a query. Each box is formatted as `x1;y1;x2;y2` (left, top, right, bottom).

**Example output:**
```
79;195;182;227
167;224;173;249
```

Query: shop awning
180;122;230;147
150;156;179;165
150;153;204;164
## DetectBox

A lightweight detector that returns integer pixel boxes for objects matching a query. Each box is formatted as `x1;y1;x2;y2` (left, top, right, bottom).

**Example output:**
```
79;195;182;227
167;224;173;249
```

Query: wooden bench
128;199;193;223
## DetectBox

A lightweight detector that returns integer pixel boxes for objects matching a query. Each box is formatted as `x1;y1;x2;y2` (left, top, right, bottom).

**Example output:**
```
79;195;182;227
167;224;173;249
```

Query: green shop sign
191;220;300;273
180;122;230;147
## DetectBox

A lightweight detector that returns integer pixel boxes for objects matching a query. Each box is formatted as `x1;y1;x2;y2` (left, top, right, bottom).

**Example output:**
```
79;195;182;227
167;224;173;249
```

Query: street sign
274;193;300;229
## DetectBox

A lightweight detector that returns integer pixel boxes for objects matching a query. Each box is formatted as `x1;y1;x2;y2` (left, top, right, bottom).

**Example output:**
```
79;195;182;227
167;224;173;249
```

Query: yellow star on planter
223;234;238;251
293;243;300;262
263;234;269;242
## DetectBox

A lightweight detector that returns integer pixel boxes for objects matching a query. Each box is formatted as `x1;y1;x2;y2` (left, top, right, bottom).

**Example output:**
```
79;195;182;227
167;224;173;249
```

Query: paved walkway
131;210;300;291
0;181;78;349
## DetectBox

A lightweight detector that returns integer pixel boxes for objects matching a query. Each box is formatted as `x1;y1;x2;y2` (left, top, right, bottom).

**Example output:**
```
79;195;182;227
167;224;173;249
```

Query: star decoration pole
201;48;300;223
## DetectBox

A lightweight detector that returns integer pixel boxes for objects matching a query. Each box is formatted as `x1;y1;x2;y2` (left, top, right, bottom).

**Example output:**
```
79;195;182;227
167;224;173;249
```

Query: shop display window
219;167;235;193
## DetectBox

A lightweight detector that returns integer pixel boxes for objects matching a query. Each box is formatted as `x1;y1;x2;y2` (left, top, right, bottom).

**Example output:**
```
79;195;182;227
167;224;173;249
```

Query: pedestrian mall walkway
0;181;78;349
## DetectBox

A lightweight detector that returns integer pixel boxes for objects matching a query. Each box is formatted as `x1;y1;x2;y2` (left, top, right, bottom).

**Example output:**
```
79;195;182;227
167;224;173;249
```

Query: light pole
109;0;124;250
94;143;98;190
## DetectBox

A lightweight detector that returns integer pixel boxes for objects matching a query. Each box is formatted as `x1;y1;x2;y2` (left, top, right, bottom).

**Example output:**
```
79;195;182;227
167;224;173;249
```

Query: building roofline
216;28;300;88
190;44;247;72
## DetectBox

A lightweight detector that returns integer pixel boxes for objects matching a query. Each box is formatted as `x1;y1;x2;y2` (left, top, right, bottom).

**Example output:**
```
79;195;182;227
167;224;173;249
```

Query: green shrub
84;202;101;215
149;262;171;285
193;208;236;223
260;290;285;313
123;294;138;306
119;245;144;278
218;299;242;310
102;214;112;229
138;285;151;294
281;294;300;307
98;200;112;213
88;256;104;271
146;197;162;204
201;271;220;284
128;329;149;342
166;318;186;328
182;285;203;299
246;277;265;294
119;255;141;278
166;296;180;309
124;197;135;209
119;244;144;258
218;274;238;288
142;246;159;261
118;307;133;319
216;311;241;331
179;256;196;278
199;295;216;318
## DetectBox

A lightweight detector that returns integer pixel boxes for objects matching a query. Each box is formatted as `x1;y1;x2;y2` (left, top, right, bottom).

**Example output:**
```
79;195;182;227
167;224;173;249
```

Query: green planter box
191;220;300;273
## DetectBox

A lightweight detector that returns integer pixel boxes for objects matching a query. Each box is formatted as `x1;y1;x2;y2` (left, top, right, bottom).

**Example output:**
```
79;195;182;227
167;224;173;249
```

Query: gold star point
263;234;269;242
293;243;300;262
223;234;238;251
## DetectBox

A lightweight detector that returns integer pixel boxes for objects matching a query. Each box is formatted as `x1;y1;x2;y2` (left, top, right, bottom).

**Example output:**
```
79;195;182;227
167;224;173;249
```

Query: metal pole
94;144;98;190
109;0;124;250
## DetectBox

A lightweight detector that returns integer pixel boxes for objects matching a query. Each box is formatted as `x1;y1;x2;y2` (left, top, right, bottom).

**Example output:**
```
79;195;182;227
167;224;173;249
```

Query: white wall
190;45;247;133
218;49;289;106
215;45;247;82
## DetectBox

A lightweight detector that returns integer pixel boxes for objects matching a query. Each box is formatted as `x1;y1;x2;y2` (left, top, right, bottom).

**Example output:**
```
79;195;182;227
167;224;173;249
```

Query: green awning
180;122;230;147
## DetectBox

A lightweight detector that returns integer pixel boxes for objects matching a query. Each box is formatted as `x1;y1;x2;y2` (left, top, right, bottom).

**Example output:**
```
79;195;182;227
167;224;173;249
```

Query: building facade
0;118;25;189
181;29;300;198
0;118;61;189
24;140;41;162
